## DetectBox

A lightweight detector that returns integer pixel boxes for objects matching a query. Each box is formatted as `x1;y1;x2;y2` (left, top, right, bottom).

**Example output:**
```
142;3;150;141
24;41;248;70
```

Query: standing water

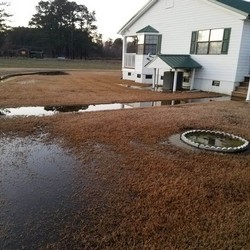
0;96;230;117
0;136;78;248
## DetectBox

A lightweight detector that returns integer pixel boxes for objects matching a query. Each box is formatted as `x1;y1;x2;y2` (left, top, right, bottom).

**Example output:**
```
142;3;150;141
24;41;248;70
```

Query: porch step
231;78;249;101
244;76;250;82
239;81;249;88
235;86;248;92
231;91;247;101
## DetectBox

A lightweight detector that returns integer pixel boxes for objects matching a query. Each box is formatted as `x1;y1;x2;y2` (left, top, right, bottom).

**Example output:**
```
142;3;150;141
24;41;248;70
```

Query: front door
176;72;183;90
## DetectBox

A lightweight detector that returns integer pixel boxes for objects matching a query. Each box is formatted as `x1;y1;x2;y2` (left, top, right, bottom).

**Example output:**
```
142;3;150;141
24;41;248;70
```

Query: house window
128;72;131;76
145;75;153;79
126;36;138;53
212;80;220;86
190;28;231;55
137;74;141;78
137;35;161;55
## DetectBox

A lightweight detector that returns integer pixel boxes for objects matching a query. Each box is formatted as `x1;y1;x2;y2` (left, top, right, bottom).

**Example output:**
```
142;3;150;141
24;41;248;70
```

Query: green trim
190;31;197;54
221;28;231;54
136;25;159;33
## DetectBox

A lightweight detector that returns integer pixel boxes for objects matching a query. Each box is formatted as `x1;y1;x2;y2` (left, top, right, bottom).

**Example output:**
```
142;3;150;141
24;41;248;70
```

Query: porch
146;54;202;92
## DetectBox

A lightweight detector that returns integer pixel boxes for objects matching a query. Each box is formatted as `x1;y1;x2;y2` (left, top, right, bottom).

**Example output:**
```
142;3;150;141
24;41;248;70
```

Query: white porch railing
124;53;136;68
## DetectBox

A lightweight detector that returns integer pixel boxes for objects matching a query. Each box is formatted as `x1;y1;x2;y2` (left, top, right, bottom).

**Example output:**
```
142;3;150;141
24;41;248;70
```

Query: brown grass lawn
0;70;220;107
0;71;250;249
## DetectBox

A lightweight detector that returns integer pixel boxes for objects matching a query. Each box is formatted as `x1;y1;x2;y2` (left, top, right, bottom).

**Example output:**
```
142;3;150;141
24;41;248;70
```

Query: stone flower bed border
180;129;249;153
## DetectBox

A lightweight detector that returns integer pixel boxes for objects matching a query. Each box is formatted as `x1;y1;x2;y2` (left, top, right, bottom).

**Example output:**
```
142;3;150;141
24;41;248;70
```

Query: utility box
163;71;183;91
163;71;174;90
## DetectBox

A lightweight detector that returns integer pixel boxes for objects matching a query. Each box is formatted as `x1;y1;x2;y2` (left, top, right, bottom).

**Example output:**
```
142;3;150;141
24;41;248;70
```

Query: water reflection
44;105;89;112
1;107;55;116
187;132;244;148
0;96;230;117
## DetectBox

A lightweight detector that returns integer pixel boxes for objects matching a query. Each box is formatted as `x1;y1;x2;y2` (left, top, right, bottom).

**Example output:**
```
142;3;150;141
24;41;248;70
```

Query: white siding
193;78;235;95
122;0;248;94
235;20;250;82
135;55;155;83
122;69;136;81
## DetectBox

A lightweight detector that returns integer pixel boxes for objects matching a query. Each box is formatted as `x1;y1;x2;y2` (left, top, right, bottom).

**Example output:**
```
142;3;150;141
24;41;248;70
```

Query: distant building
0;47;44;58
16;48;30;57
16;48;44;58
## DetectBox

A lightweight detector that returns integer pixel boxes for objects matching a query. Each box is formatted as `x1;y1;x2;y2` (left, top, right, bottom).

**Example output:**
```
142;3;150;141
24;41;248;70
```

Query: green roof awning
136;25;159;33
158;54;202;69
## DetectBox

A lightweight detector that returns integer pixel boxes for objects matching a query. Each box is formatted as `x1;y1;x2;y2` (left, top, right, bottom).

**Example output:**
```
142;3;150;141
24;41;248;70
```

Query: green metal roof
216;0;250;15
136;25;159;33
158;55;202;69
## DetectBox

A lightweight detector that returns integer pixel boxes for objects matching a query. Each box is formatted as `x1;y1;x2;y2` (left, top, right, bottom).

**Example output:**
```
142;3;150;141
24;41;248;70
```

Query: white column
172;70;178;92
246;78;250;101
122;36;127;69
152;68;156;88
156;68;160;88
190;68;196;90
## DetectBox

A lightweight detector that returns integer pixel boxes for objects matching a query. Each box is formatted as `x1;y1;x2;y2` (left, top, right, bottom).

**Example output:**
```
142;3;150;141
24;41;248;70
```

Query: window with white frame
137;34;161;55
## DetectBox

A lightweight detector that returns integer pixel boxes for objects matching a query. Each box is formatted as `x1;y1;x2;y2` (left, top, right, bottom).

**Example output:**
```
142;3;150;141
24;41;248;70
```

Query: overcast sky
7;0;149;40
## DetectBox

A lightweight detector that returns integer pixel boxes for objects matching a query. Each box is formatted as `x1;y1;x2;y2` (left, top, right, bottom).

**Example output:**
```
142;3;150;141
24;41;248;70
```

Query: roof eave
118;0;158;35
159;54;202;69
208;0;249;18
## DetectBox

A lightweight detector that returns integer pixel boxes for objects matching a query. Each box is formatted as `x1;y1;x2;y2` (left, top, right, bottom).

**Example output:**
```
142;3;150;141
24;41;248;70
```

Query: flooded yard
0;136;80;248
0;71;250;249
0;96;229;117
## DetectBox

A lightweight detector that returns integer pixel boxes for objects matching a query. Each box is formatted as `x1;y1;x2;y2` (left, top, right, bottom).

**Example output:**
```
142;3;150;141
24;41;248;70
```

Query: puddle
0;70;68;81
36;71;69;76
0;136;79;248
0;96;230;117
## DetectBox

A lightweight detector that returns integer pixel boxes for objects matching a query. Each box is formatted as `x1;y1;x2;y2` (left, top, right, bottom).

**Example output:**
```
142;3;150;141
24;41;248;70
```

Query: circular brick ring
180;130;249;153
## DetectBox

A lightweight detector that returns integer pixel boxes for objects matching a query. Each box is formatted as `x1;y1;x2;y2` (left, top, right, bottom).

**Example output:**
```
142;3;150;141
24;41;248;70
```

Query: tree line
0;0;122;59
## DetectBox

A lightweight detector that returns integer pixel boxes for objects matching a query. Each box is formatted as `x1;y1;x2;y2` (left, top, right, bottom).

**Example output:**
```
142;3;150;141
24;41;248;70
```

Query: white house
118;0;250;100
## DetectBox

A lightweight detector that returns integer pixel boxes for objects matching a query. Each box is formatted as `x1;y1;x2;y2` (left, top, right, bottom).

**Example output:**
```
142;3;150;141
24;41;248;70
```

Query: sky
7;0;149;40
